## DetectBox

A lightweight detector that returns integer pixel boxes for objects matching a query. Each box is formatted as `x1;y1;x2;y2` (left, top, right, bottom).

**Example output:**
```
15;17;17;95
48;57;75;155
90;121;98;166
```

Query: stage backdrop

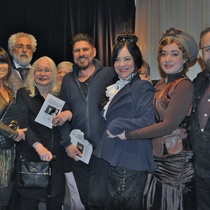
0;0;135;66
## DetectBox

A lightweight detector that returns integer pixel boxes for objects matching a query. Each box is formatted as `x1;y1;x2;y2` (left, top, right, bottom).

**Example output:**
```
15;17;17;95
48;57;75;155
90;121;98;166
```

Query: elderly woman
15;56;72;210
57;61;73;85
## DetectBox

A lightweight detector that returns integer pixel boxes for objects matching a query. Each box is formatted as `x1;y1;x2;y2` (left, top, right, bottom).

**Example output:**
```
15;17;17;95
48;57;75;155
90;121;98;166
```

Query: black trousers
16;192;64;210
72;155;110;210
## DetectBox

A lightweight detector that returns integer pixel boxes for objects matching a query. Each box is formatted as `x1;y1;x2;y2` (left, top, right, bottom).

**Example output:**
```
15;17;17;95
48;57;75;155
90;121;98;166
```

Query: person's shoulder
94;59;113;71
101;66;114;72
193;69;207;81
173;77;194;93
132;76;154;91
62;71;74;82
16;87;28;96
174;76;192;86
99;66;116;78
101;66;113;70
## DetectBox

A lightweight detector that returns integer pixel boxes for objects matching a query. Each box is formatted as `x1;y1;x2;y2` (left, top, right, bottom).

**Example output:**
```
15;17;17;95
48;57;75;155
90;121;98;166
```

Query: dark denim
195;174;210;210
88;156;110;210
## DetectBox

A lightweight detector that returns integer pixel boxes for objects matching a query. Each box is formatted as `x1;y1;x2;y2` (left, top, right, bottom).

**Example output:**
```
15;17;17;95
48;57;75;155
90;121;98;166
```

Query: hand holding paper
35;94;65;128
70;129;93;164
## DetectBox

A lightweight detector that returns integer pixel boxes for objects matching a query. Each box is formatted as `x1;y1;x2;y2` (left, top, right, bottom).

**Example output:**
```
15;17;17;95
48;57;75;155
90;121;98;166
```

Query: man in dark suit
7;32;37;209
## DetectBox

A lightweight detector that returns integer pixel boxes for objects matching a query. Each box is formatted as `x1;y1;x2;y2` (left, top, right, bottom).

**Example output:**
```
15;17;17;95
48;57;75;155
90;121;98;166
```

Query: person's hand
52;110;73;126
107;130;126;140
33;142;53;162
65;144;82;161
106;130;117;138
14;128;28;142
117;131;126;140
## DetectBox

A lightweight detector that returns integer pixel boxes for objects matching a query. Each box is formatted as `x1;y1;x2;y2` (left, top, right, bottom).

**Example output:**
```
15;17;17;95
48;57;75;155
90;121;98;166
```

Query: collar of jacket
192;69;210;108
73;58;103;76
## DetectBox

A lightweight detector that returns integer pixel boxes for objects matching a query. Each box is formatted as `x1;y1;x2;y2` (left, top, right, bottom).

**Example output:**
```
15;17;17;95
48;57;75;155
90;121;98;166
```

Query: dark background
0;0;135;66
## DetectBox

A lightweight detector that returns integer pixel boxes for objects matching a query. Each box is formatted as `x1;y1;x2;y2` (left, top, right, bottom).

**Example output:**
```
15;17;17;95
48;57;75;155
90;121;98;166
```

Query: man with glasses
7;32;37;95
7;32;37;209
190;27;210;210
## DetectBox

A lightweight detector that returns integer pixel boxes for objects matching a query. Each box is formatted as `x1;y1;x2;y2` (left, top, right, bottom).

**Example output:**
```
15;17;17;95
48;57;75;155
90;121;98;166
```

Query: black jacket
190;69;210;178
59;59;116;149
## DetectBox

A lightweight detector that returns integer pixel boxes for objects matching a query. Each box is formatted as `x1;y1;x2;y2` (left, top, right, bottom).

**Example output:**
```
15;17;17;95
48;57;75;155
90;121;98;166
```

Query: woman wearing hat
113;28;198;209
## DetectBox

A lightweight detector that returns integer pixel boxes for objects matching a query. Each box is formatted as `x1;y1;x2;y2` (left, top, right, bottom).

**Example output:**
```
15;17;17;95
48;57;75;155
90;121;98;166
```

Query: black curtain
0;0;135;66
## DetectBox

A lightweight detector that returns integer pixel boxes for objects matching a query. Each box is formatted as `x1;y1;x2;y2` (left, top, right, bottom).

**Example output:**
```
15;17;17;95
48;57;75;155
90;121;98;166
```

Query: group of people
0;26;209;210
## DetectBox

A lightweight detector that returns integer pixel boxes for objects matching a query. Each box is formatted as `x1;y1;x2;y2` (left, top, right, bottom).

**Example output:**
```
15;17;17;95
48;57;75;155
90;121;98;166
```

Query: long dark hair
112;31;143;70
0;47;12;80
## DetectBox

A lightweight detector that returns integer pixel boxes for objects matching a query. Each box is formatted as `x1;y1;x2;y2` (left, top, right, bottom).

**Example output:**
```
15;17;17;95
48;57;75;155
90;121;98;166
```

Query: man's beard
13;53;32;67
78;64;89;70
77;56;90;70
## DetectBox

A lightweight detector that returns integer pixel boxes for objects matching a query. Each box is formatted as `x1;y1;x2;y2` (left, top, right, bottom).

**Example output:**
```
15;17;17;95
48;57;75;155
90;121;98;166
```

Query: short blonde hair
24;56;60;97
57;61;73;71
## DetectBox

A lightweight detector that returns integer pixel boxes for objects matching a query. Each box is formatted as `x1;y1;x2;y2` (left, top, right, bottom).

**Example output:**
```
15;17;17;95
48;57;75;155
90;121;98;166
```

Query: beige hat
159;27;198;62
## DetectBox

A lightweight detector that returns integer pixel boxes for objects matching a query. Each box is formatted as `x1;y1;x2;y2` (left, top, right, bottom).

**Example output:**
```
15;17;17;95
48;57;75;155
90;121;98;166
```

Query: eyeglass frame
35;68;52;74
202;46;210;55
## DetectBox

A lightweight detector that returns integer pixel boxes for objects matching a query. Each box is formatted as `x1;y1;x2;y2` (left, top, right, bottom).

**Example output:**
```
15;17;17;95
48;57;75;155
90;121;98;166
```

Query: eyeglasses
35;68;52;74
202;46;210;55
15;44;32;51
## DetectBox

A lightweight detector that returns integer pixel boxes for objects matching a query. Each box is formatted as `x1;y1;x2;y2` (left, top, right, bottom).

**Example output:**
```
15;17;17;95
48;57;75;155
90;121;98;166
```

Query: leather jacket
190;69;210;177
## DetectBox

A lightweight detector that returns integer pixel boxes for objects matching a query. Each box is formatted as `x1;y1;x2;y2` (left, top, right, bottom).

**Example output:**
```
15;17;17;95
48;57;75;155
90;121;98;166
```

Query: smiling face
159;43;186;74
34;59;52;87
0;62;9;81
73;41;96;70
114;46;135;80
12;36;33;67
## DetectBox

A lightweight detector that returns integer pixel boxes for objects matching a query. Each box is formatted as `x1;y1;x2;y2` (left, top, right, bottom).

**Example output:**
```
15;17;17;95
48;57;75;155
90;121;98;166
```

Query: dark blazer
94;74;157;171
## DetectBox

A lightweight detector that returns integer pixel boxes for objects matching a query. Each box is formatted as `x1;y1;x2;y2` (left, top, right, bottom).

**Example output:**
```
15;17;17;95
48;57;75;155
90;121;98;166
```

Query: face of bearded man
73;41;96;70
204;57;210;70
12;36;33;67
200;32;210;71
